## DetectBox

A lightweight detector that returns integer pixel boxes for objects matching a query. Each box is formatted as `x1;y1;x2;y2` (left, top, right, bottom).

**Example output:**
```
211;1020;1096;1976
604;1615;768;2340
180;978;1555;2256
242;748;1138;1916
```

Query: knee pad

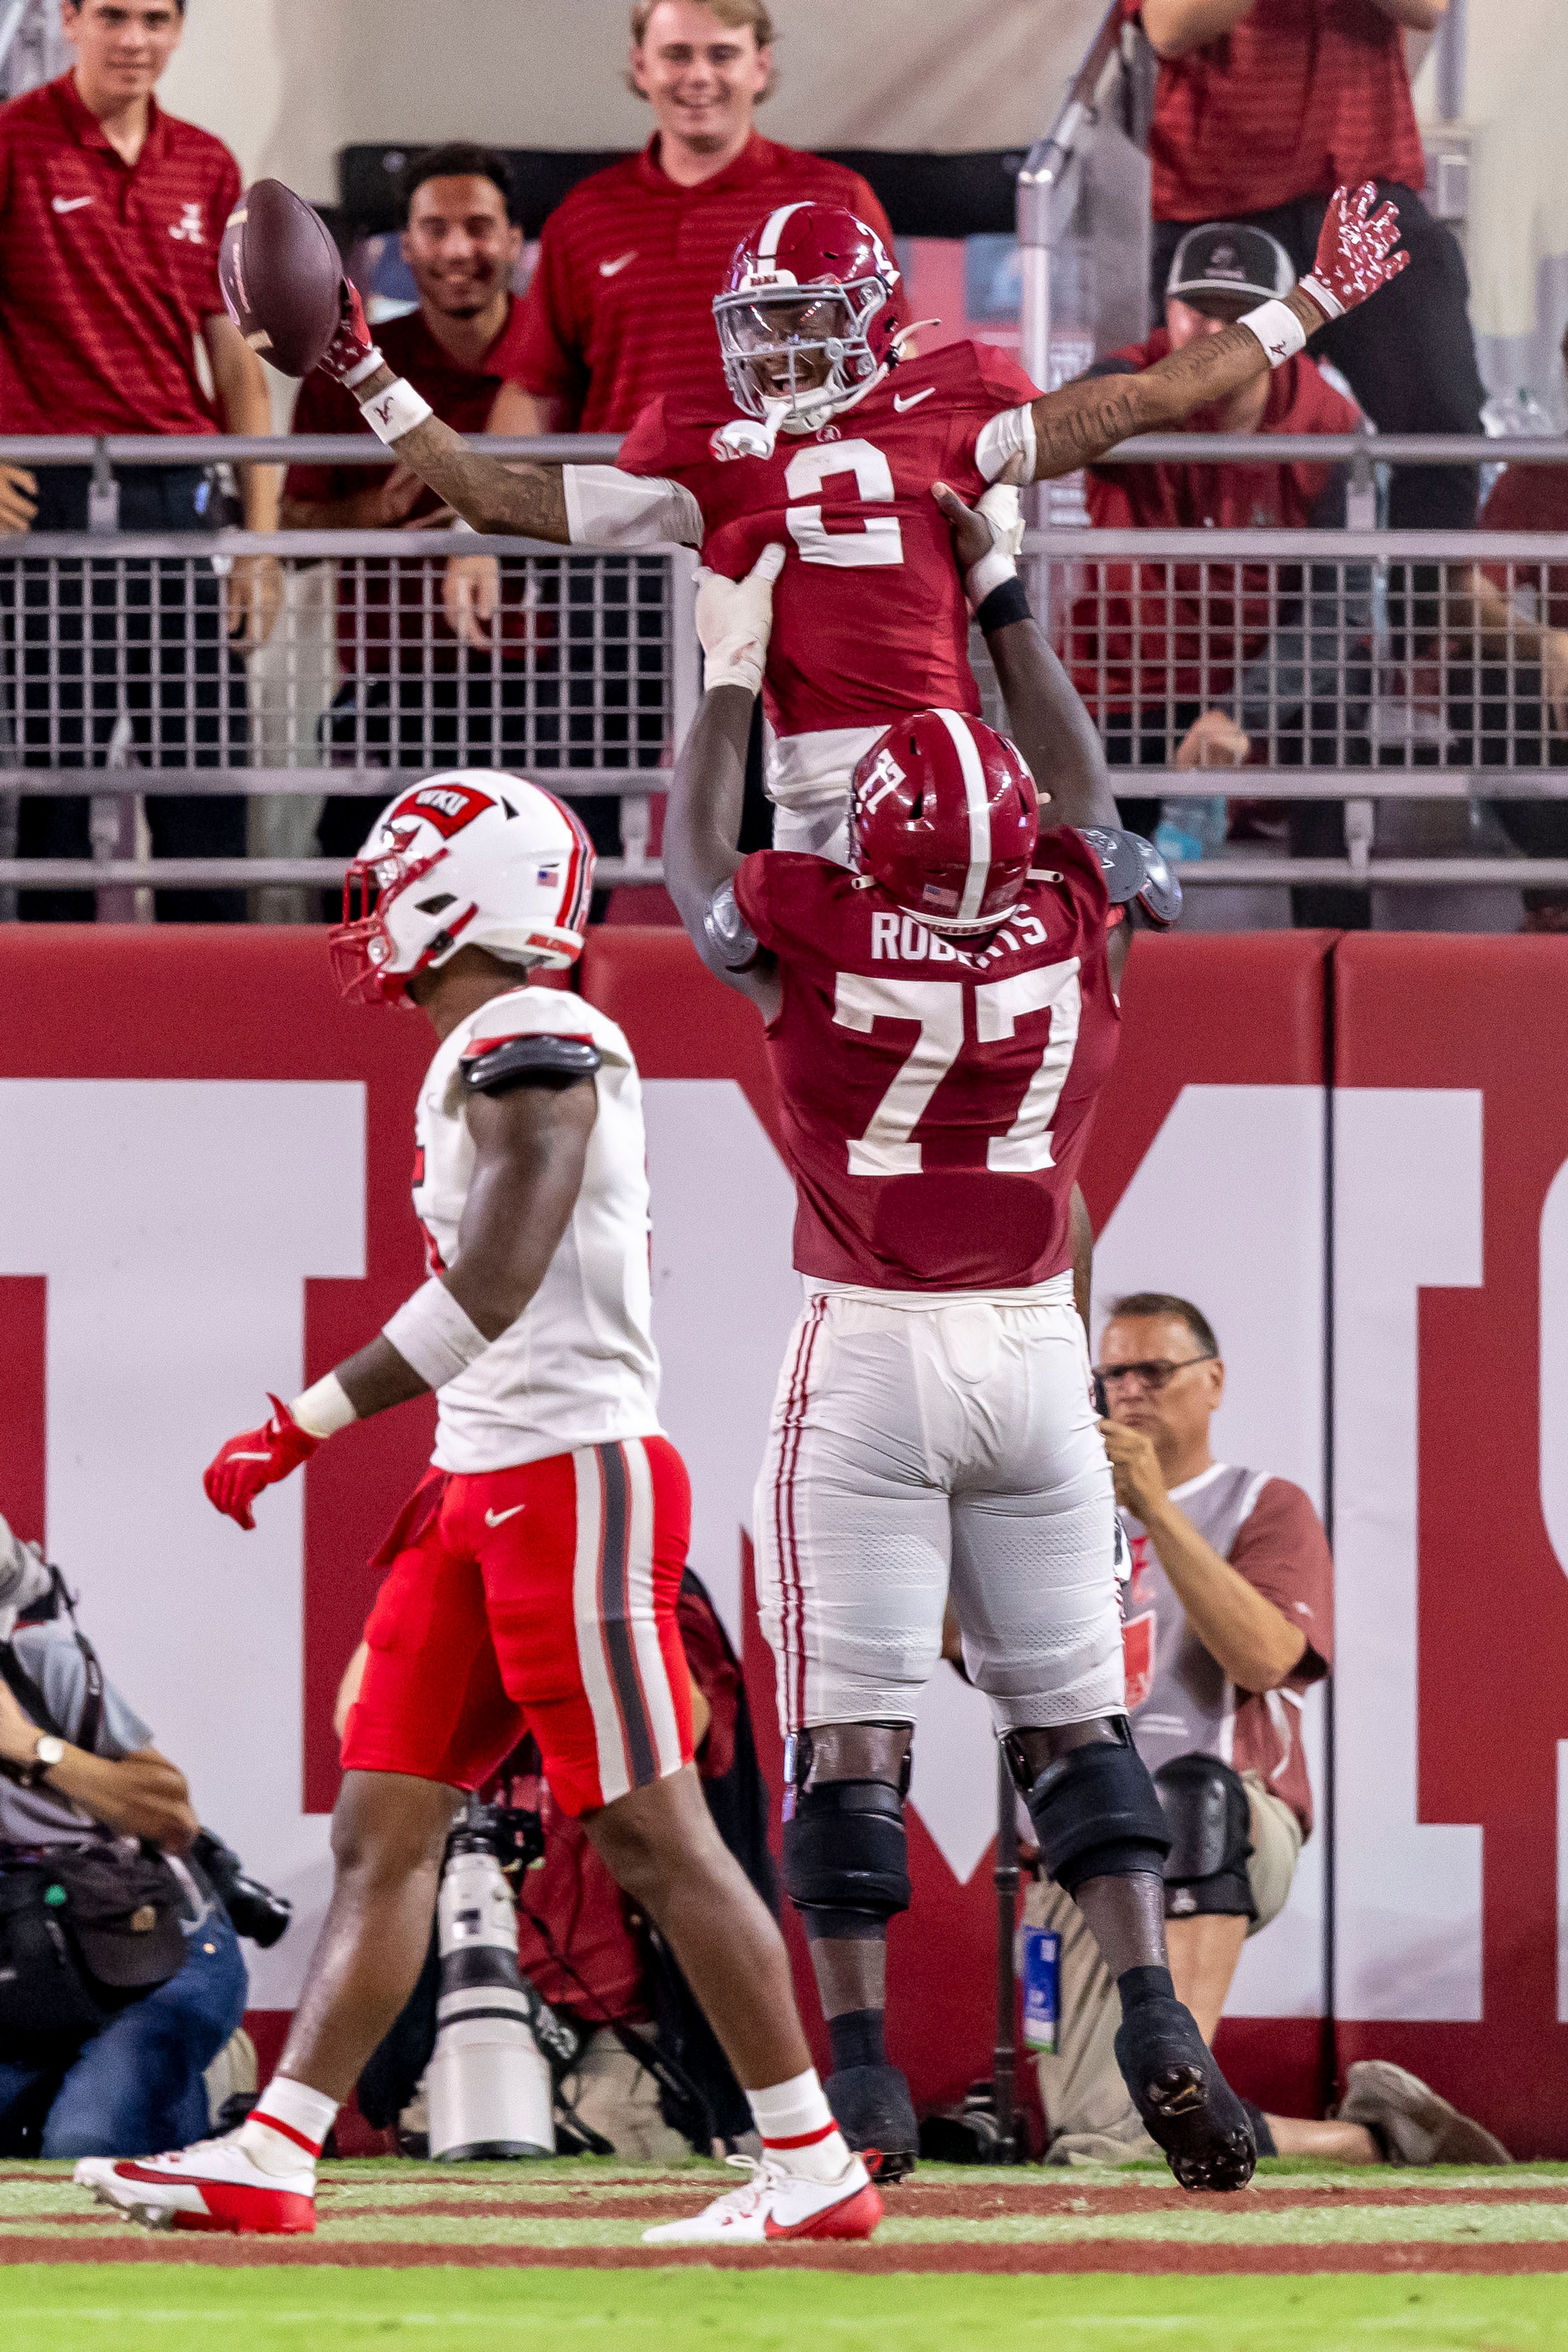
782;1746;911;1933
1153;1752;1256;1921
1006;1721;1170;1895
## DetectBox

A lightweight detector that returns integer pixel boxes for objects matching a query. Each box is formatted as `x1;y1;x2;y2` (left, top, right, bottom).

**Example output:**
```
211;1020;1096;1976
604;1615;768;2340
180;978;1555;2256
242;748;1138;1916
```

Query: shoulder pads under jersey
461;1035;602;1094
1078;827;1183;930
702;878;762;972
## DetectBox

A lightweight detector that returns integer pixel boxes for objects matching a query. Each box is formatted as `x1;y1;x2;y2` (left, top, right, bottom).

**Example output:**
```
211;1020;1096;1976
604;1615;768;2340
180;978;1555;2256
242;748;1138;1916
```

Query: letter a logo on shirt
169;202;206;245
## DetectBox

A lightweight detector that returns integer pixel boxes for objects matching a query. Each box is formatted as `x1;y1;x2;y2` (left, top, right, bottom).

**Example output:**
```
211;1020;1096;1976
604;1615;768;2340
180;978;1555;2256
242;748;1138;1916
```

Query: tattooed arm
1021;181;1412;482
347;358;571;540
1025;289;1325;480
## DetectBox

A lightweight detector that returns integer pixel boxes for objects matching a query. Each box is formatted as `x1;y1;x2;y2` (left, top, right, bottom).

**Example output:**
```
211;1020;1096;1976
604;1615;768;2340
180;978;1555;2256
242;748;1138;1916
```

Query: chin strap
1078;827;1183;929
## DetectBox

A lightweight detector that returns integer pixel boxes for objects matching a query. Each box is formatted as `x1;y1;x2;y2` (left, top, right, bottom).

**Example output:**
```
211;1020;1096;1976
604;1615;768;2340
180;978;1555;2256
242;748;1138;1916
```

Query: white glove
695;542;786;696
965;483;1025;610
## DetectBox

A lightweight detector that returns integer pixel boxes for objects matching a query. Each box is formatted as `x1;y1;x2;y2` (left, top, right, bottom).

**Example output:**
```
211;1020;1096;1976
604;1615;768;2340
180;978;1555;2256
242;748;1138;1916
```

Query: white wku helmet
329;773;595;1005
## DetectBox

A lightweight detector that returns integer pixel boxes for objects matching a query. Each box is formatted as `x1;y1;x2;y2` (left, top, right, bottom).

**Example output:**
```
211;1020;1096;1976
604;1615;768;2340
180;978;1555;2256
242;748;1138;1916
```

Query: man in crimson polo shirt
283;145;548;865
448;0;898;862
1133;0;1483;535
1066;224;1365;859
0;0;280;922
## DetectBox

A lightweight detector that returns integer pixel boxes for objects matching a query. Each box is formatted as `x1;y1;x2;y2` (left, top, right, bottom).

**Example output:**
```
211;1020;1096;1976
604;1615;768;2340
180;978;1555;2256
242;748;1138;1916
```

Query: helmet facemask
715;276;891;428
330;842;477;1006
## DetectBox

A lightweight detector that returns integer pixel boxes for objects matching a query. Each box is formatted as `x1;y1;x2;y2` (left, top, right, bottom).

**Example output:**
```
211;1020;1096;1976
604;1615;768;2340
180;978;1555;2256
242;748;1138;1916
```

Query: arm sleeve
511;216;590;412
563;461;702;549
969;345;1048;482
1227;1478;1334;1681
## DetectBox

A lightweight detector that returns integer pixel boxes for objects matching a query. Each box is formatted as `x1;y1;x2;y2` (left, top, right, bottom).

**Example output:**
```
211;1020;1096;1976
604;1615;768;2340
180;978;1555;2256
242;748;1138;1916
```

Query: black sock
1116;1964;1176;2014
828;2007;887;2073
1240;2099;1277;2157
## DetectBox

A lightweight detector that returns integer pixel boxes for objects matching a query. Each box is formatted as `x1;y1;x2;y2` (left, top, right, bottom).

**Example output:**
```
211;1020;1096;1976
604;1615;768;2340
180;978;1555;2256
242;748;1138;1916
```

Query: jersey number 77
832;964;1082;1176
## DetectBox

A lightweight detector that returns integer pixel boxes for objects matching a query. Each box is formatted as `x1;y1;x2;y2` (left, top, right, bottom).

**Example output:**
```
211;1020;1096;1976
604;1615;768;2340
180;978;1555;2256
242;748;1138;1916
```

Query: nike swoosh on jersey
484;1504;527;1527
599;251;637;277
892;387;935;412
52;196;94;214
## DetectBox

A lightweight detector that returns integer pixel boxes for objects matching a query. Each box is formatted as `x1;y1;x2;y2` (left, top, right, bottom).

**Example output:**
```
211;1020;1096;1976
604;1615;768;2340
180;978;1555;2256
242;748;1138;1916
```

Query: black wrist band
976;575;1031;633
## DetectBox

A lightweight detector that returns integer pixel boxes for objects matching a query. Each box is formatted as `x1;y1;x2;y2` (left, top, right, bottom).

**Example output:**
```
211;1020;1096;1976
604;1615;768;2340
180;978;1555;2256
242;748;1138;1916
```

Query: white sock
237;2076;338;2177
748;2067;855;2184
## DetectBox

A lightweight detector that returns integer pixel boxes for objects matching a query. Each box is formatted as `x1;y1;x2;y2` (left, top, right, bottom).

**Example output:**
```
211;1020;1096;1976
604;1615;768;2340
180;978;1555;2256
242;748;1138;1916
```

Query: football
219;178;342;378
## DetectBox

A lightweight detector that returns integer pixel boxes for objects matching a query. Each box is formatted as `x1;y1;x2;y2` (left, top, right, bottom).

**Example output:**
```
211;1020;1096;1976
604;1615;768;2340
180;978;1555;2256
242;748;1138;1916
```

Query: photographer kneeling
0;1517;249;2159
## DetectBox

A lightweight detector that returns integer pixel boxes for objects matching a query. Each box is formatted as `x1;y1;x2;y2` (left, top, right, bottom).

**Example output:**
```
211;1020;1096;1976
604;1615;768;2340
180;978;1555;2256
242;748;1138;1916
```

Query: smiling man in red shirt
0;0;280;922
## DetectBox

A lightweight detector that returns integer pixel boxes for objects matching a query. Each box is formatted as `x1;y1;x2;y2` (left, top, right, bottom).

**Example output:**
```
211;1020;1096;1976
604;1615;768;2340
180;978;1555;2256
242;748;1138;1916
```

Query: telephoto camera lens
425;1802;561;2161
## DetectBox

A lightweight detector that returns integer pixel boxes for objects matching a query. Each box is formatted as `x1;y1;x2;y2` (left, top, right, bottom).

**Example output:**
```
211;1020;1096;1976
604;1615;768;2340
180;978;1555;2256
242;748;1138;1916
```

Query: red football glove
318;278;382;388
1301;181;1410;322
203;1396;319;1532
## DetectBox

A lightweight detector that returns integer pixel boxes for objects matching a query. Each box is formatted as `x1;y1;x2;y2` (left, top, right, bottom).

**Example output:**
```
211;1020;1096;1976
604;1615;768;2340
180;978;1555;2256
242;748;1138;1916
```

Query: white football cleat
74;2135;316;2236
642;2153;882;2245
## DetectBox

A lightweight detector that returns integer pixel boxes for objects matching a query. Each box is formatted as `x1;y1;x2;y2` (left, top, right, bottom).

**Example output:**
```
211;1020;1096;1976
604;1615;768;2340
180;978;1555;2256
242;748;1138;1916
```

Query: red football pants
342;1435;694;1816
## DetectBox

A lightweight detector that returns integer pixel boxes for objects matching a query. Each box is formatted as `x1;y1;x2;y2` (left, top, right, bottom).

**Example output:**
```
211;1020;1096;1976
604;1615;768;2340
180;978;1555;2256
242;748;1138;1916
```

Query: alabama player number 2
832;965;1083;1176
784;441;903;570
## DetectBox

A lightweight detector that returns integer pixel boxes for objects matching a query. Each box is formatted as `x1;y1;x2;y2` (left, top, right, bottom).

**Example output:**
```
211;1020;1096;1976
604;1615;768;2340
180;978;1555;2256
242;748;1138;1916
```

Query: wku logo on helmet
401;783;493;840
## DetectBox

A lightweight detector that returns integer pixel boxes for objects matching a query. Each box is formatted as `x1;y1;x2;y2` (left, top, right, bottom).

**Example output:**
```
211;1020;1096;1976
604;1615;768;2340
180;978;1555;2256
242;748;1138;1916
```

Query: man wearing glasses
1025;1289;1508;2167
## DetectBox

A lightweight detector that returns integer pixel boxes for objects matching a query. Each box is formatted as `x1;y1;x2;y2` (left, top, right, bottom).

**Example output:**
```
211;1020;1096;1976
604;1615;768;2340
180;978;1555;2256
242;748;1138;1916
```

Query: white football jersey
410;986;661;1474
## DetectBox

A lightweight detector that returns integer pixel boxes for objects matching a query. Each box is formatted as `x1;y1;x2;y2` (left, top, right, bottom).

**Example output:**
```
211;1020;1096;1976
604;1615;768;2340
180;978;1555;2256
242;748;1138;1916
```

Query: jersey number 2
831;966;1082;1176
785;441;903;570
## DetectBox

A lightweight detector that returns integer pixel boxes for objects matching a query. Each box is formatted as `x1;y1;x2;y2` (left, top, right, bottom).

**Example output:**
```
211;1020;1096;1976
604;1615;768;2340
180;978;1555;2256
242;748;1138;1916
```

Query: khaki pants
1025;1770;1302;2164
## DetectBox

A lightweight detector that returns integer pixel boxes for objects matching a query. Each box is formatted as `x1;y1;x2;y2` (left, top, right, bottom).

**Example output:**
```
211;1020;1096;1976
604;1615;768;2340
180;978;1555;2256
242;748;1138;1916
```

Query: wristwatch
16;1734;65;1789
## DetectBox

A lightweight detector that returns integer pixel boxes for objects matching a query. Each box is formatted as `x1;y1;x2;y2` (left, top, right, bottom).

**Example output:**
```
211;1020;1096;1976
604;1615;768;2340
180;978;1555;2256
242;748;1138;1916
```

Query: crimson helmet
713;202;902;429
849;711;1039;935
329;773;595;1006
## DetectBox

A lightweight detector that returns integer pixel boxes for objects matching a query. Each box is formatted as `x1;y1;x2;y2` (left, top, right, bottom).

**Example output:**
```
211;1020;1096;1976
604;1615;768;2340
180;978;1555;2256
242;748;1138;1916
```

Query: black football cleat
826;2063;919;2184
1114;1995;1256;2192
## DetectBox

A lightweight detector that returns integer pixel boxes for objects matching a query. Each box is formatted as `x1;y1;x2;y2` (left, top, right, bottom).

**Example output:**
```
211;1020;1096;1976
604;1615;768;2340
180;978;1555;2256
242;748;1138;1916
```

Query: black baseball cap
1165;223;1295;308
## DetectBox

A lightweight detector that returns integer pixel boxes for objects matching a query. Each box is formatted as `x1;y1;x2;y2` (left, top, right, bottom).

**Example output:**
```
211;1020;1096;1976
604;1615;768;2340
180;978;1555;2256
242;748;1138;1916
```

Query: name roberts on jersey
732;830;1119;1294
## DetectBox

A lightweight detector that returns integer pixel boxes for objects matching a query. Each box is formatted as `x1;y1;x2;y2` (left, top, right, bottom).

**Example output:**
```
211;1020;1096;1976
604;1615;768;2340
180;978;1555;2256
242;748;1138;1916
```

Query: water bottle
1019;1927;1061;2055
1154;795;1228;864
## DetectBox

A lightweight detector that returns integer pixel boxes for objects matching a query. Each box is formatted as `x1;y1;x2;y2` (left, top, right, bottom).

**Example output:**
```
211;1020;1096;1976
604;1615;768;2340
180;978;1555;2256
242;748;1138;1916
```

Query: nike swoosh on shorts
52;196;93;214
485;1504;526;1527
599;252;637;277
893;387;935;412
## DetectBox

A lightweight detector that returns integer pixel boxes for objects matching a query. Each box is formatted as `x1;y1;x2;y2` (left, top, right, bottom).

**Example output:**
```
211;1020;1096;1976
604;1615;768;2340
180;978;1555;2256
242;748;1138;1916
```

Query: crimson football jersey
611;340;1040;742
732;831;1120;1290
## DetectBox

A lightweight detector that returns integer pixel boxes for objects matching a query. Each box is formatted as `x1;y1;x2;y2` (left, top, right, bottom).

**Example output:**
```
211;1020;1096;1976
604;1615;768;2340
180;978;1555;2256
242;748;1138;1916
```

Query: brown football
219;178;342;378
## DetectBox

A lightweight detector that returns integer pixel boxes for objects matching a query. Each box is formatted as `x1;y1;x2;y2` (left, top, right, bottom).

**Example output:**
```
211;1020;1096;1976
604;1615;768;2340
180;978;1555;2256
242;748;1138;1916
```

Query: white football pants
755;1279;1125;1735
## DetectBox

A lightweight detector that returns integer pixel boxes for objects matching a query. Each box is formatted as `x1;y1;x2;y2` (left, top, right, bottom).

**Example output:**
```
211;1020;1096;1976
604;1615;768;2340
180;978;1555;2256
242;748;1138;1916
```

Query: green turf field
3;2158;1564;2352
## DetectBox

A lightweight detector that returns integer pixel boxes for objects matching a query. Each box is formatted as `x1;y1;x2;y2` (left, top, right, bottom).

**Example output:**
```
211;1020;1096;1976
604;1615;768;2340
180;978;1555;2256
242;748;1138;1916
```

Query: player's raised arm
203;1075;597;1530
1017;183;1410;482
662;547;786;1016
932;482;1118;833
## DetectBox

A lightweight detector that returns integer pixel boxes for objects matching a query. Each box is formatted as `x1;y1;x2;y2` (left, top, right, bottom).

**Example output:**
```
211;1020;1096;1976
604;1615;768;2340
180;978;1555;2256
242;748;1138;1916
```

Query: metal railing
0;435;1564;909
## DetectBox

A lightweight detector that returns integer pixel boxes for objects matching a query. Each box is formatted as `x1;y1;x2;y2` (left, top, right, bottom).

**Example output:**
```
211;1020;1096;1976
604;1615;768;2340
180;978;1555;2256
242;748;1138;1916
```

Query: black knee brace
1154;1752;1256;1921
782;1735;911;1935
1005;1721;1171;1895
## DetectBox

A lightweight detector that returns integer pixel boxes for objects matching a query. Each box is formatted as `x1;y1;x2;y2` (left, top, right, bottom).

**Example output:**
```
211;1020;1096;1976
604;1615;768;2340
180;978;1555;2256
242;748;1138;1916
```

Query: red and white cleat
641;2153;882;2245
74;2136;316;2236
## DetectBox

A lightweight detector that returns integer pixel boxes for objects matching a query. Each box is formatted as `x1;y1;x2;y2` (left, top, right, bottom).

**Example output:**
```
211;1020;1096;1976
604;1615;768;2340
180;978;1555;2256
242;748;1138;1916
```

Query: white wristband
1238;299;1307;368
360;374;435;446
341;344;386;390
381;1278;490;1390
964;544;1017;611
290;1372;357;1439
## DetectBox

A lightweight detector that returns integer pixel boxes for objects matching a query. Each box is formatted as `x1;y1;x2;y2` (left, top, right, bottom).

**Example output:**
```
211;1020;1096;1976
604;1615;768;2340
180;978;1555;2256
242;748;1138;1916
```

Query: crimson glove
204;1395;319;1531
318;278;383;388
1301;182;1410;321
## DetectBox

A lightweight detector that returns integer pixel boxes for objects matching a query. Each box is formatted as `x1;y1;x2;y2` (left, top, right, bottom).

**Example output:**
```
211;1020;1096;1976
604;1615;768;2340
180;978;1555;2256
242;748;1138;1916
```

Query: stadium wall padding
0;924;1562;2153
